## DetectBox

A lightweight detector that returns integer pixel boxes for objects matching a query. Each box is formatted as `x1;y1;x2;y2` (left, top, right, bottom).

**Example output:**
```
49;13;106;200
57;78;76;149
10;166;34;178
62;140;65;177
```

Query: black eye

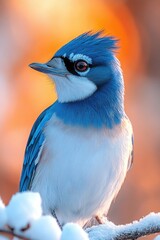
74;60;89;72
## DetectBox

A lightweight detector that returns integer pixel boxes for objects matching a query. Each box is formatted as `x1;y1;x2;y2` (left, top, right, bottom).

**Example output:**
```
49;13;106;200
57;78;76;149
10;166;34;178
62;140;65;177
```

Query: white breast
31;115;132;225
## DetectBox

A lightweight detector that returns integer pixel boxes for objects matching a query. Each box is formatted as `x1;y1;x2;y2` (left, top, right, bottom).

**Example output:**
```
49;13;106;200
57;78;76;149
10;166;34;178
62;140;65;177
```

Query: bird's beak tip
29;62;46;73
28;59;67;76
29;62;38;69
29;63;33;68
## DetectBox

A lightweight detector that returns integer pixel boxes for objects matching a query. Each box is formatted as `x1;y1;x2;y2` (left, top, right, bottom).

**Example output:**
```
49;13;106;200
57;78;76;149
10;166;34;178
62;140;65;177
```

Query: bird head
30;31;119;103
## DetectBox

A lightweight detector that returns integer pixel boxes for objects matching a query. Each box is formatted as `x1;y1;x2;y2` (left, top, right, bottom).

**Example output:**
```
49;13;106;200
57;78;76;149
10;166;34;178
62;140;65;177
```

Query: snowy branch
1;192;160;240
0;228;30;239
87;213;160;240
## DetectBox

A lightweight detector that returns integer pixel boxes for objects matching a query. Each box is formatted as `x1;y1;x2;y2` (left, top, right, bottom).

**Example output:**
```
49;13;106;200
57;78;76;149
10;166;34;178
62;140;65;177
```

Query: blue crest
55;31;118;64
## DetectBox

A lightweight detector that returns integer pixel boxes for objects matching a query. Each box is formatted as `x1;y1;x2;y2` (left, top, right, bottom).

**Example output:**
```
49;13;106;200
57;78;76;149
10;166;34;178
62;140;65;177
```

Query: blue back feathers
20;105;54;191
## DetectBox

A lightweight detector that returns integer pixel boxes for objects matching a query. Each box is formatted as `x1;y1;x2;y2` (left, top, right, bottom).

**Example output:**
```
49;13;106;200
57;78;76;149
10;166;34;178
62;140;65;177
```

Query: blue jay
19;32;133;227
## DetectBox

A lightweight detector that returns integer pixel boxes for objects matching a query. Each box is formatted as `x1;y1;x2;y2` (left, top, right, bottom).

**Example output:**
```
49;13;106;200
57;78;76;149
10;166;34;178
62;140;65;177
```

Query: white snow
0;236;8;240
154;236;160;240
88;213;160;240
87;220;116;240
115;212;160;235
0;198;5;209
1;191;160;240
0;236;9;240
61;223;89;240
0;198;7;228
6;192;42;230
25;215;61;240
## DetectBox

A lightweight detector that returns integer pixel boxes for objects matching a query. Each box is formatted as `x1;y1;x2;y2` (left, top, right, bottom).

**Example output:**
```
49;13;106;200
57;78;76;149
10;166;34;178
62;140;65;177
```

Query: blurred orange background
0;0;160;238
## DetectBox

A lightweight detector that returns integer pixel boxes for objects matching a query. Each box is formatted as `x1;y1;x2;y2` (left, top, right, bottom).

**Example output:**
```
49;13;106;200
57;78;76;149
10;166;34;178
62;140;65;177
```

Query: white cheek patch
49;74;97;103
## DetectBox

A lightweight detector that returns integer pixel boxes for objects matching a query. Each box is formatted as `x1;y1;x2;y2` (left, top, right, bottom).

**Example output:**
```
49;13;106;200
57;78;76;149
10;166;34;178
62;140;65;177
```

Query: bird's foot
83;215;107;229
95;215;107;224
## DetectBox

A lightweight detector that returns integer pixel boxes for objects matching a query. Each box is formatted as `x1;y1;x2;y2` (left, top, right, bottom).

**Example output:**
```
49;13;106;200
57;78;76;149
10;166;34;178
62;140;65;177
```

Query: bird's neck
53;76;125;129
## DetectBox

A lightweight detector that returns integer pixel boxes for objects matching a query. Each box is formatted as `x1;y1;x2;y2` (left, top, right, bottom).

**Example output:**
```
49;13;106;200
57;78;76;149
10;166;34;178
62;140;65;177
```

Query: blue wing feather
19;104;55;191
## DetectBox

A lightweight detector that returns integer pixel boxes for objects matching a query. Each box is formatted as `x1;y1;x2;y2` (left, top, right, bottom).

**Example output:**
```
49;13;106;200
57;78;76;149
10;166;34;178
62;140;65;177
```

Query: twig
114;223;160;240
1;212;160;239
87;212;160;239
0;228;31;240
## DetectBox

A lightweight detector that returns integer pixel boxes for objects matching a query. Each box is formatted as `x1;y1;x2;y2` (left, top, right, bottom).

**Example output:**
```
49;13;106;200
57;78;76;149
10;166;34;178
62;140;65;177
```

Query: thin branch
114;223;160;240
87;212;160;240
0;228;30;240
1;213;160;239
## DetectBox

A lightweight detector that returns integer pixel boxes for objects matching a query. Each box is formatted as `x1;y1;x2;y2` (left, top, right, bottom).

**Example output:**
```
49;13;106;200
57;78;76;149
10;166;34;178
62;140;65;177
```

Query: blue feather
55;31;118;65
54;64;124;128
19;105;55;191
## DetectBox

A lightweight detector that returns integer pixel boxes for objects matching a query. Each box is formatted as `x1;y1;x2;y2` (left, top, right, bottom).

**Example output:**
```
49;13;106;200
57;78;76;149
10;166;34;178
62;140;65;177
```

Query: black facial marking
61;57;79;76
61;57;92;76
